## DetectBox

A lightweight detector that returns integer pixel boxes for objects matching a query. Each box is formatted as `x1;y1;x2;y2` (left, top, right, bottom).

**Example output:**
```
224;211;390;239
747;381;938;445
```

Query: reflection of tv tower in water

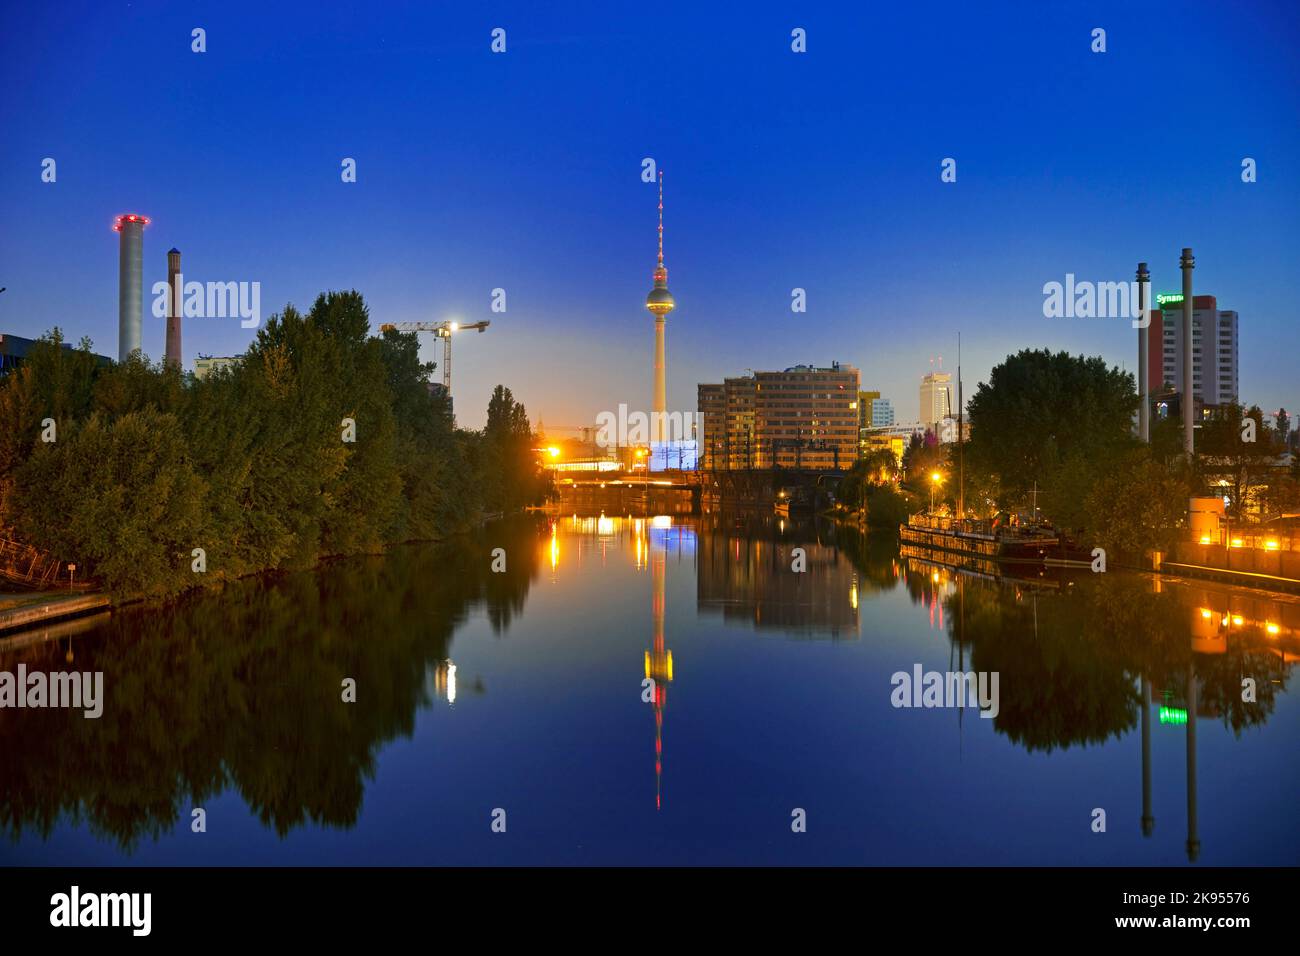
644;539;673;809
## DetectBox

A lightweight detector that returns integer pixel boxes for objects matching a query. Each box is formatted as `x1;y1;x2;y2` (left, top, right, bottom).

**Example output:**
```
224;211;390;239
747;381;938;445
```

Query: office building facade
871;398;894;427
919;371;952;431
699;363;860;471
1150;293;1238;408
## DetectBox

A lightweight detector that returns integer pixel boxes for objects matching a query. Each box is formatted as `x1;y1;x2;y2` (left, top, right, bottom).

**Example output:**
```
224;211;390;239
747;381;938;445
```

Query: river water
1;513;1296;865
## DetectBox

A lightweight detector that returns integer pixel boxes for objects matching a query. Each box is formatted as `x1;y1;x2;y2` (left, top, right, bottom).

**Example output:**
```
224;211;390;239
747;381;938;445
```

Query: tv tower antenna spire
657;170;665;271
645;169;676;444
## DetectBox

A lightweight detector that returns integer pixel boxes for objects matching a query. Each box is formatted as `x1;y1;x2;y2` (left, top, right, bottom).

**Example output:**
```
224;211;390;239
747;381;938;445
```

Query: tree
12;409;206;597
0;329;101;485
1084;448;1191;559
902;434;946;487
483;385;548;514
1196;404;1283;519
0;293;546;599
966;349;1137;512
861;447;900;484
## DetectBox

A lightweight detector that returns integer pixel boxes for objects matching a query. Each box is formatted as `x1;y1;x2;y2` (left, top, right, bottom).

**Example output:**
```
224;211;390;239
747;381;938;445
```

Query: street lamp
930;470;943;514
636;446;650;507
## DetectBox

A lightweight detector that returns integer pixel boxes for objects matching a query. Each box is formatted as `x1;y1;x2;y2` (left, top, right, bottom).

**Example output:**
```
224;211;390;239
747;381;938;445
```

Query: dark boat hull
899;522;1058;564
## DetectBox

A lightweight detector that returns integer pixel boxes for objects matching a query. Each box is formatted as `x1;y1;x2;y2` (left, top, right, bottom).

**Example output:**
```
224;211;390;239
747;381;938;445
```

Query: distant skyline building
699;363;859;471
1149;293;1238;409
857;390;880;452
919;370;952;431
193;355;240;381
857;391;880;431
0;332;111;377
644;171;675;444
871;398;894;428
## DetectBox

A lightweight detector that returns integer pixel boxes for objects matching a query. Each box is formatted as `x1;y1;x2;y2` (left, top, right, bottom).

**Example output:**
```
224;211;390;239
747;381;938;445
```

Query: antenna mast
958;333;964;519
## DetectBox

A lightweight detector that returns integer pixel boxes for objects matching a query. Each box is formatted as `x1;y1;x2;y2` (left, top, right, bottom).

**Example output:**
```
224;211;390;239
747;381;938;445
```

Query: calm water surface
2;513;1297;865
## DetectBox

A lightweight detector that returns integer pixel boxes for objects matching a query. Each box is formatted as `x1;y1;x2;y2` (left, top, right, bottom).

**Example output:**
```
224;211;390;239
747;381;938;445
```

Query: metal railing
0;538;63;588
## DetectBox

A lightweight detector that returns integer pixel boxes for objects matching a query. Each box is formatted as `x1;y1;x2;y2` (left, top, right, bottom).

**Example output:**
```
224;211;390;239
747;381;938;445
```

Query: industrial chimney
1180;247;1195;458
114;214;149;362
166;248;182;369
1136;262;1150;443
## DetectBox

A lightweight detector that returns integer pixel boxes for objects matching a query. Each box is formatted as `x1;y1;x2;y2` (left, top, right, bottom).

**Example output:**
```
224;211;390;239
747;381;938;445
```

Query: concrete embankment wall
0;593;112;637
1166;541;1300;592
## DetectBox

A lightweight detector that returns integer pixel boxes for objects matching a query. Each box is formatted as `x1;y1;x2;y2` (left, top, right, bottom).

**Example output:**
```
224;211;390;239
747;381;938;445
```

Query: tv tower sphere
646;172;674;317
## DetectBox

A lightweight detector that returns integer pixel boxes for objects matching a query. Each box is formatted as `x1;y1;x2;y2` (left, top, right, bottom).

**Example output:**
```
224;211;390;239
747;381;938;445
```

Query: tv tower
645;171;675;443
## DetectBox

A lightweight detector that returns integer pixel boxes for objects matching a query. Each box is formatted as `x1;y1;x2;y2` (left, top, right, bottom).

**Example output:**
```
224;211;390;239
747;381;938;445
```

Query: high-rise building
919;371;952;430
644;171;675;443
858;391;881;428
1151;293;1238;409
724;376;757;468
755;364;859;470
871;398;894;427
699;363;859;471
698;383;726;470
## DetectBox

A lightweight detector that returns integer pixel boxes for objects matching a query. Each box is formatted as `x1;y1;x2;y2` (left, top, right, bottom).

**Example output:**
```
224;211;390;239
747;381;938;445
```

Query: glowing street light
929;471;944;513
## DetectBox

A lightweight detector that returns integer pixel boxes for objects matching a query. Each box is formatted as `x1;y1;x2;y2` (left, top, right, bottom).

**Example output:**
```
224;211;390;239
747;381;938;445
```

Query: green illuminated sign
1159;706;1188;725
1157;293;1184;307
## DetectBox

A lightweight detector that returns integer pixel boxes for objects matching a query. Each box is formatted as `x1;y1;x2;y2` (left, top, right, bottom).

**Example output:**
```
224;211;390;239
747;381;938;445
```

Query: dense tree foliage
483;384;550;514
1195;403;1286;519
0;294;549;598
964;349;1194;559
1084;448;1193;556
837;454;917;526
966;349;1137;508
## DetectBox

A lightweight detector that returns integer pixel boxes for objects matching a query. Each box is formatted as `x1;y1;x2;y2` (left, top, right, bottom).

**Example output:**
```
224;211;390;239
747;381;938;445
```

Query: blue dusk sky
1;0;1297;429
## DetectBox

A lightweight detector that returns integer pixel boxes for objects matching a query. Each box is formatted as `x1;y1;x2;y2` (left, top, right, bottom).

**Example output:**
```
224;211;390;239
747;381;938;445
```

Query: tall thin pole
1185;662;1200;861
1136;262;1150;442
957;332;964;518
1180;248;1195;458
1140;673;1154;836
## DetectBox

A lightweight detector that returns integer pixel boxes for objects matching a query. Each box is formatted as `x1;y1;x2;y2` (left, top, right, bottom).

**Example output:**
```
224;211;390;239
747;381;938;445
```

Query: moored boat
900;511;1085;565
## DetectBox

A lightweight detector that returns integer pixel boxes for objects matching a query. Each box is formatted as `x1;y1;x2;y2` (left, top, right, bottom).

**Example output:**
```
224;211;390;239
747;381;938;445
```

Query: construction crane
378;320;490;391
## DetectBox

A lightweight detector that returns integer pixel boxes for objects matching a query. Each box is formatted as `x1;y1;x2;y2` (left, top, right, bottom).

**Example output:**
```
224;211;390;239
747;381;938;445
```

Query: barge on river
900;512;1091;567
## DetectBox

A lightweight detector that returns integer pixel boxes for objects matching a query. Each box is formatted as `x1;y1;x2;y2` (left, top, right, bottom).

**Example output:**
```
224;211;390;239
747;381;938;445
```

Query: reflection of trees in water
0;515;544;851
938;574;1291;752
1194;639;1289;736
825;523;901;594
835;527;1293;753
947;579;1145;752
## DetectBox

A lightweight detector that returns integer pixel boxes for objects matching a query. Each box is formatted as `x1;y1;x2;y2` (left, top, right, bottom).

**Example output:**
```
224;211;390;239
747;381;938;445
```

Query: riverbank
0;591;112;637
0;510;527;642
1160;560;1300;594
